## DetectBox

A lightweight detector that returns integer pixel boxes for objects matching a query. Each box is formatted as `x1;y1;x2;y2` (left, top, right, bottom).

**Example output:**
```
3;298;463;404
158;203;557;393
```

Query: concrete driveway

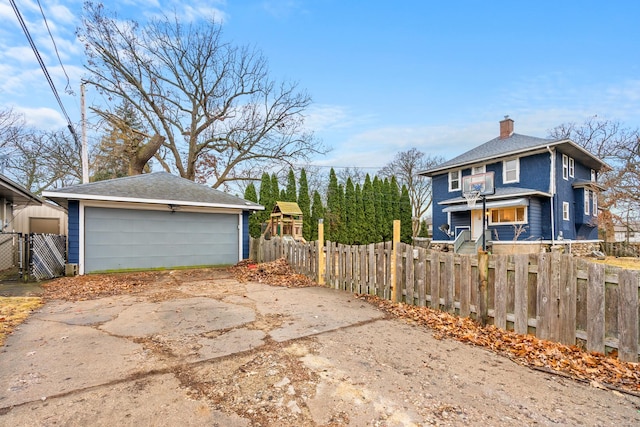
0;270;638;426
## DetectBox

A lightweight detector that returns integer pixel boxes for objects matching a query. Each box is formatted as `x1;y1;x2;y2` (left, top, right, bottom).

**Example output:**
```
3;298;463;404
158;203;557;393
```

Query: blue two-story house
421;117;608;254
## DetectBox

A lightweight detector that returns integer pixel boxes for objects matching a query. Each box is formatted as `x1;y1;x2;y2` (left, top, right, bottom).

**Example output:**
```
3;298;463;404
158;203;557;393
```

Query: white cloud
14;106;66;130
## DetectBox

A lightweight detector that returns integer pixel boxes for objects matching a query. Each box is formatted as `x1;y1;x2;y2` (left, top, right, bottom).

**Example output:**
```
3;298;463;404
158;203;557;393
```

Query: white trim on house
442;197;529;213
448;170;461;192
79;201;85;275
238;212;243;261
42;191;263;211
502;158;519;183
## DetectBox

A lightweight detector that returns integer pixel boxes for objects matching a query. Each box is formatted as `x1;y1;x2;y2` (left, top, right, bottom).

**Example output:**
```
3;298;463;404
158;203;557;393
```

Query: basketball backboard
462;171;495;196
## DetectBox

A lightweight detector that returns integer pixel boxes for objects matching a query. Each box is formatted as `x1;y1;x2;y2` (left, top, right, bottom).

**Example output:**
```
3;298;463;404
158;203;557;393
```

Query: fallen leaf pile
0;296;43;346
359;294;640;394
230;258;319;288
42;271;166;301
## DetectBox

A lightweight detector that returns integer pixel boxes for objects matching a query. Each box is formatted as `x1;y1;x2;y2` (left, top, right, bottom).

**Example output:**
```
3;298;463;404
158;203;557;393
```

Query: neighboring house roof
0;174;42;206
272;201;303;215
439;186;552;206
42;172;264;211
420;133;609;176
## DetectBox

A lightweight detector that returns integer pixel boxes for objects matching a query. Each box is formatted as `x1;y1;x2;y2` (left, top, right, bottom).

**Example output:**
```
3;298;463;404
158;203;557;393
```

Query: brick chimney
500;116;514;139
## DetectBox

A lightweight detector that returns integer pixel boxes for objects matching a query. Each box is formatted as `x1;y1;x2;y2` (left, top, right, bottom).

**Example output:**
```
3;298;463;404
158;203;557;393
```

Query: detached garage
43;172;263;275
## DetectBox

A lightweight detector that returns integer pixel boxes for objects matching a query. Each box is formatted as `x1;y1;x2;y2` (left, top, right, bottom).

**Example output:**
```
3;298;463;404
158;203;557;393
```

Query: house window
563;202;570;221
593;193;598;216
472;165;486;175
584;189;590;215
489;206;527;225
562;154;569;180
591;169;596;182
569;157;575;177
449;170;460;191
503;158;519;183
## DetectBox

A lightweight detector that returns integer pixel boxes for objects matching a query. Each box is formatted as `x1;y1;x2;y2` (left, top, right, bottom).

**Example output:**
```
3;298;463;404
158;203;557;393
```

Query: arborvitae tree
389;176;401;222
258;172;273;230
325;168;341;242
362;174;377;244
344;178;356;244
310;190;324;241
400;185;413;243
285;169;297;202
418;219;430;238
298;168;311;241
382;178;393;240
373;176;386;241
354;183;365;244
243;183;261;238
271;173;280;202
337;183;346;243
280;189;287;200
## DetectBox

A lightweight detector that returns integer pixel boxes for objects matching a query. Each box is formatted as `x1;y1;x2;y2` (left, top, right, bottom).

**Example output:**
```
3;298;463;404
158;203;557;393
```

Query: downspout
547;146;555;246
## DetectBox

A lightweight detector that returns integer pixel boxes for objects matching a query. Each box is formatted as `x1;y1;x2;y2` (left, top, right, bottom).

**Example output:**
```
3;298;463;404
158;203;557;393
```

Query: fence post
318;219;325;286
478;250;489;325
391;220;401;301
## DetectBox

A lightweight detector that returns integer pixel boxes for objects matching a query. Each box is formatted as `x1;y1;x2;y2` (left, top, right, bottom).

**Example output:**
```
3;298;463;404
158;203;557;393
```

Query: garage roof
42;172;264;211
0;174;42;206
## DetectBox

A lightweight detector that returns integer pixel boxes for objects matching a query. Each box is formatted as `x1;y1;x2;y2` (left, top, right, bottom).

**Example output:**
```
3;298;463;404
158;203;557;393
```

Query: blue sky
2;0;639;172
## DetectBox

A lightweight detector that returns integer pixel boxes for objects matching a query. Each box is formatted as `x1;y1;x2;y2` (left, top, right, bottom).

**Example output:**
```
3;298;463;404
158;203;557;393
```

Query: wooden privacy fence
600;241;640;257
251;236;640;362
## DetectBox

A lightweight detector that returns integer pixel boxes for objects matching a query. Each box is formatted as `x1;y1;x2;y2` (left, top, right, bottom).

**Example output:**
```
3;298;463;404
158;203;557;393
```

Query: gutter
547;145;555;246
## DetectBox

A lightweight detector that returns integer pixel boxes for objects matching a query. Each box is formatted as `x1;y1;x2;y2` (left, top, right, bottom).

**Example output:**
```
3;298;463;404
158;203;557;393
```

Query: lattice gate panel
30;234;66;280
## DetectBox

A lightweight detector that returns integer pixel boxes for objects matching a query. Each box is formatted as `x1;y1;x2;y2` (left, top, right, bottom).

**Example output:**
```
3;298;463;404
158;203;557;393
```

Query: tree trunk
129;134;164;175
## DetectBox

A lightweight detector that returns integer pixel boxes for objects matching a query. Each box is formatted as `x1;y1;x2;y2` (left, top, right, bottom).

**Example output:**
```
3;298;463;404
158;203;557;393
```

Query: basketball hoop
463;190;480;209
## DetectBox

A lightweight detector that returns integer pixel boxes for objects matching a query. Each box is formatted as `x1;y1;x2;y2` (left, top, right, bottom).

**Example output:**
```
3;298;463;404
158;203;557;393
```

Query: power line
9;0;79;146
36;0;74;96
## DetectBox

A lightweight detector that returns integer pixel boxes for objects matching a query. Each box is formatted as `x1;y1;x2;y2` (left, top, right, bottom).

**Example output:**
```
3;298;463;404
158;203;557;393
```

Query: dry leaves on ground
359;294;640;394
42;271;169;301
0;297;43;346
230;258;320;288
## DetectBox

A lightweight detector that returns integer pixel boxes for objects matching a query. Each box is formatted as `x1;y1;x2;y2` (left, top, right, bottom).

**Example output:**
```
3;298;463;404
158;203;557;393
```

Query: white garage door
84;207;238;273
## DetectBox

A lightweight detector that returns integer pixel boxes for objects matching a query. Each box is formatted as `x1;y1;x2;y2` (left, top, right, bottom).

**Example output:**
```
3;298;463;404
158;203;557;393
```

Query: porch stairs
456;241;477;255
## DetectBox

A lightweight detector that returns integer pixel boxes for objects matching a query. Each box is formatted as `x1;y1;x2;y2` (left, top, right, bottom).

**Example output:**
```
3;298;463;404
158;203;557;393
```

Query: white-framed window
591;169;596;182
489;206;527;225
562;154;569;180
563;202;570;221
593;193;598;216
569;157;575;177
584;189;590;215
449;170;461;191
503;158;519;183
472;165;486;175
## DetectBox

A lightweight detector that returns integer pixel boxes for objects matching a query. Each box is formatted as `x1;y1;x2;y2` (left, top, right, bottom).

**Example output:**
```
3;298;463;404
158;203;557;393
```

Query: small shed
267;201;304;242
11;202;68;235
43;172;263;275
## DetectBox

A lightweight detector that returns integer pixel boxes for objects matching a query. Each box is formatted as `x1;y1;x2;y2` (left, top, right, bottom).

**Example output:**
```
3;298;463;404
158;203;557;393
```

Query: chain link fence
0;232;67;281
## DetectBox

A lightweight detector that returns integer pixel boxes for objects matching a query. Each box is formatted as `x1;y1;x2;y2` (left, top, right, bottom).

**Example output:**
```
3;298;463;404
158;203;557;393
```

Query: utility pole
81;83;89;183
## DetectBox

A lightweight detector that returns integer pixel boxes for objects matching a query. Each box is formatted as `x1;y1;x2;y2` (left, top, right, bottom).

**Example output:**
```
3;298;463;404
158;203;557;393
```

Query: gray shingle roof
42;172;263;210
0;174;41;206
439;186;552;205
421;132;608;175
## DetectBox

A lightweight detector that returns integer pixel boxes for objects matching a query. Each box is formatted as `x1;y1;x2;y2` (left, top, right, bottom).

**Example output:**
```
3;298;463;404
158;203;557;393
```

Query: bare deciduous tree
79;2;326;188
8;129;82;194
379;148;444;237
549;117;640;235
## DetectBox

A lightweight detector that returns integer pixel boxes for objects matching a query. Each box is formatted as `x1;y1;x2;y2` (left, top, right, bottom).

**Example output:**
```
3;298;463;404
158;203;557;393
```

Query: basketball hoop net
463;190;481;209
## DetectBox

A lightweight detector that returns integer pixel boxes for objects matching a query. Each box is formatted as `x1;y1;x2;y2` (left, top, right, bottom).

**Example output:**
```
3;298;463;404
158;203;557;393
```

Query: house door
471;209;484;240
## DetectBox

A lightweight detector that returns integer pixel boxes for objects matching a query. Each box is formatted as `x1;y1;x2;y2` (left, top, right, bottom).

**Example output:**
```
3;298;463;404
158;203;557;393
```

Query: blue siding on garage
67;200;79;264
242;211;250;259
